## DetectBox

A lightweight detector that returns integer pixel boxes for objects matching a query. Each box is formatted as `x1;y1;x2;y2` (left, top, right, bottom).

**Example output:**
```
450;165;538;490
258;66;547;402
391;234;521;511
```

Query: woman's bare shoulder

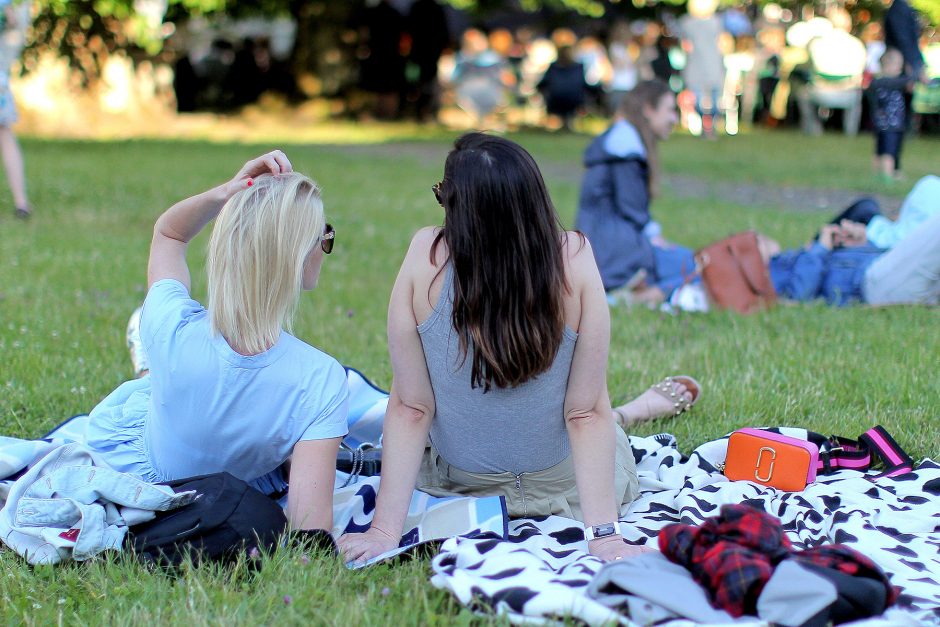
403;227;443;264
400;227;449;294
561;231;597;284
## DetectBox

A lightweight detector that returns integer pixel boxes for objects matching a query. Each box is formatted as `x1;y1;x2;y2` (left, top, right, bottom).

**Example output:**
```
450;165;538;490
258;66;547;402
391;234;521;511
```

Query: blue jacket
575;120;656;291
769;243;884;306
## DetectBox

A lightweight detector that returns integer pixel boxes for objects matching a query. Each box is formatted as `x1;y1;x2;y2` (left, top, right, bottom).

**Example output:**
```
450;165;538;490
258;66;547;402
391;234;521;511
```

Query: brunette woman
575;79;696;308
338;133;699;564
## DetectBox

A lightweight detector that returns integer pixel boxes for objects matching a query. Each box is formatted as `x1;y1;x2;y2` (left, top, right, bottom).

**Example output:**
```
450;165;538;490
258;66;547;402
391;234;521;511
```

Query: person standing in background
607;22;638;114
356;0;406;120
406;0;449;122
678;0;726;137
883;0;925;81
868;48;914;181
0;0;30;219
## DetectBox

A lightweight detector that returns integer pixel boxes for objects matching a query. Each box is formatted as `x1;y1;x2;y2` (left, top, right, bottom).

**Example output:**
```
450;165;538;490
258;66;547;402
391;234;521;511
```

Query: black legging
828;197;882;226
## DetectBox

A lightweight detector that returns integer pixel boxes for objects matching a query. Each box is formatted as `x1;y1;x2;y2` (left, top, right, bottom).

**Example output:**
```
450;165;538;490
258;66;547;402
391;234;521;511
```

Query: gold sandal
613;375;703;427
649;375;702;416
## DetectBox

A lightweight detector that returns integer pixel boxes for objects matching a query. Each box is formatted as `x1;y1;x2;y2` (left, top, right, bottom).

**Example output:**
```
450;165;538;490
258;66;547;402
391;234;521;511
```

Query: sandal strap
649;377;693;416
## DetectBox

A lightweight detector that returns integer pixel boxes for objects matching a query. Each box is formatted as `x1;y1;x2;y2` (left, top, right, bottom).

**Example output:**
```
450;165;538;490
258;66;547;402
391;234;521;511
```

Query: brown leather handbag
695;231;777;314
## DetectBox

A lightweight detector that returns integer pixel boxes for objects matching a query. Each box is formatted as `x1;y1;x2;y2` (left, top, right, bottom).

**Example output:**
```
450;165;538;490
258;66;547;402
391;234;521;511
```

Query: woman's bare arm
336;230;438;562
147;151;292;289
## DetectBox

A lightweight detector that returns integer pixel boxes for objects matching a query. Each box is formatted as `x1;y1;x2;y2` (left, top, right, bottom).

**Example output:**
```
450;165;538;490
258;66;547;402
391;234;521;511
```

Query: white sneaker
126;306;149;377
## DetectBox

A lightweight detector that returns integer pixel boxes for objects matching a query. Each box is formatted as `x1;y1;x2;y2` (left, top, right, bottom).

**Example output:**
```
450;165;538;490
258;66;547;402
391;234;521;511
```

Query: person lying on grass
761;210;940;306
337;133;701;564
84;151;347;532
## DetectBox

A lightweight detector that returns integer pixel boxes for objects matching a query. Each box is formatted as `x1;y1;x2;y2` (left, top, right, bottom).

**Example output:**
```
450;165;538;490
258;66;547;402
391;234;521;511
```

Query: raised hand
222;150;294;198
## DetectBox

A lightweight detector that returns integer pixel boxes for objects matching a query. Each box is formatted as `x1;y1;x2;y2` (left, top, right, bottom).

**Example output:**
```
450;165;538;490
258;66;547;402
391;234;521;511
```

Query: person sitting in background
793;8;867;136
538;35;589;130
451;28;514;127
575;80;698;308
868;48;915;182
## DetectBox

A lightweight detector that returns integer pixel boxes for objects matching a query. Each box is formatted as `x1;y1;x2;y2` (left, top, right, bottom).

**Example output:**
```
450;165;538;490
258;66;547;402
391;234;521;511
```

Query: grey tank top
418;265;578;475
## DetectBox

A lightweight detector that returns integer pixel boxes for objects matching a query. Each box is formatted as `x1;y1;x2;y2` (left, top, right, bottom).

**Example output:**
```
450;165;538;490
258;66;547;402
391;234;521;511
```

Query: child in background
868;48;913;182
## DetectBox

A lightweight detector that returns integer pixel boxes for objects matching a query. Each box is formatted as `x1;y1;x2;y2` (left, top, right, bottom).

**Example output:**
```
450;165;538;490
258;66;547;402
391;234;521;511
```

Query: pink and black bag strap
812;426;915;479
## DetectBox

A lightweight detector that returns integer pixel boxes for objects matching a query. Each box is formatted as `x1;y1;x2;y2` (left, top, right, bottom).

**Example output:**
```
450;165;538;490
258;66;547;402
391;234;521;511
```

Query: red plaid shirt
659;504;897;617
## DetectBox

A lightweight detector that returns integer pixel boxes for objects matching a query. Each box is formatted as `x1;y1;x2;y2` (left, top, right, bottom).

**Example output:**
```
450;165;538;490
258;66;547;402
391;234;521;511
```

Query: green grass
1;129;938;624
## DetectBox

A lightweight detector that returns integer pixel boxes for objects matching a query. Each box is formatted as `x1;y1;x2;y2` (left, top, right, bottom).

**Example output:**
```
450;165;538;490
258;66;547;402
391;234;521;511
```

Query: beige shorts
416;427;639;519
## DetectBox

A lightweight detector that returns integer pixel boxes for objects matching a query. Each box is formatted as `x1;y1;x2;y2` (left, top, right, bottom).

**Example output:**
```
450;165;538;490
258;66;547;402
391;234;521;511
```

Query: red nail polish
247;178;253;187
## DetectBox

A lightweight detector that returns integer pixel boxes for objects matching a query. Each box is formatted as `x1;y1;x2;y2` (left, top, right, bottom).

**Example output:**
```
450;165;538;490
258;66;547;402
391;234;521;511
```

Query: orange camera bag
723;428;819;492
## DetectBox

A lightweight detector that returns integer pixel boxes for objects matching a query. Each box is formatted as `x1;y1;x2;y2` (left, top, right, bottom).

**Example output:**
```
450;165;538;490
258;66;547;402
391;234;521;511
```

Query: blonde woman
85;151;347;531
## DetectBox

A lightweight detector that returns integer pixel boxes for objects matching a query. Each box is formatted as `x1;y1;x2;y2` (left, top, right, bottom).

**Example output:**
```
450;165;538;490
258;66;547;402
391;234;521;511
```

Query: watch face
593;523;616;538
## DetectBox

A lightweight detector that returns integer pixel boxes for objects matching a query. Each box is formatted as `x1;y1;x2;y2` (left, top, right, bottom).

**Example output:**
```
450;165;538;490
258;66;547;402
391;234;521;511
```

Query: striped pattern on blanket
428;431;940;626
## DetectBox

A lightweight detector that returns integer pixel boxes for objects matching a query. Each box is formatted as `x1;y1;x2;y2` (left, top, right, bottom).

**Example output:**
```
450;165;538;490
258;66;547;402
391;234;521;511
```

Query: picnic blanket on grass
422;431;940;626
4;374;938;625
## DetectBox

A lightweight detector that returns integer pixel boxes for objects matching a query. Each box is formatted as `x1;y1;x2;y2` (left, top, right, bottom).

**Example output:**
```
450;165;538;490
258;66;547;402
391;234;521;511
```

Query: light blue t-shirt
866;175;940;249
86;279;348;483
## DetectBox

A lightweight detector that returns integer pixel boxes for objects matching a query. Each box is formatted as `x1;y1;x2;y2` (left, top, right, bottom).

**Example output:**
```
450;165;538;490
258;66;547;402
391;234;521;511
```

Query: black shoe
14;206;31;219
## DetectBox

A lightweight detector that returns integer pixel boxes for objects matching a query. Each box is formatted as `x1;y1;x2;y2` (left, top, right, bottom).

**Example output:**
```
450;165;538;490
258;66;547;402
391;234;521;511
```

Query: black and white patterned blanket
429;431;940;626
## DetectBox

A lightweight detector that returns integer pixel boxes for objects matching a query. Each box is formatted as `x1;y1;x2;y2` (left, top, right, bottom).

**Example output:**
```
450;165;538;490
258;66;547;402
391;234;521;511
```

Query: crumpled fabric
0;443;196;565
659;503;896;618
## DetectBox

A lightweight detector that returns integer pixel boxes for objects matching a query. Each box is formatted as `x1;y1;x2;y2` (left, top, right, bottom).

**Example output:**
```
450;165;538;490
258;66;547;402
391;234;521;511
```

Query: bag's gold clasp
755;446;776;482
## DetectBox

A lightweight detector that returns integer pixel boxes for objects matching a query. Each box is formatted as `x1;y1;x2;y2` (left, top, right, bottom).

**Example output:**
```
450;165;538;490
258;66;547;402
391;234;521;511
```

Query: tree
23;0;940;87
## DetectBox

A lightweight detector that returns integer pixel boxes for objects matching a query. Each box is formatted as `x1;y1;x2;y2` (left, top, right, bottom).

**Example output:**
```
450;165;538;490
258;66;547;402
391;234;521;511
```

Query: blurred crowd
344;0;940;136
166;0;940;137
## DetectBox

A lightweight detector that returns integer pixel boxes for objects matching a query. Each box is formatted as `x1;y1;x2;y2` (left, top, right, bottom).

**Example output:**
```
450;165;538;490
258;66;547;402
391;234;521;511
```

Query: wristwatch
584;521;622;541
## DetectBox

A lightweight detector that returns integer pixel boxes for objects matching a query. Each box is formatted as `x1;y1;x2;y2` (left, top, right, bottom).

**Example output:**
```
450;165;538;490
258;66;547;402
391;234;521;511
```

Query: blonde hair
207;172;324;355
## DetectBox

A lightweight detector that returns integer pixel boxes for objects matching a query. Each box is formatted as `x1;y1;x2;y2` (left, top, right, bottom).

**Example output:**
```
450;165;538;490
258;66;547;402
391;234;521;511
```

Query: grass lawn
0;127;938;624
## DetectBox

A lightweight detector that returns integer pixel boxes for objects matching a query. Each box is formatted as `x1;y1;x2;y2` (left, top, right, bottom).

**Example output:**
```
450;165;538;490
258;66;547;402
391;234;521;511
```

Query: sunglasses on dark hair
321;223;335;254
432;181;444;207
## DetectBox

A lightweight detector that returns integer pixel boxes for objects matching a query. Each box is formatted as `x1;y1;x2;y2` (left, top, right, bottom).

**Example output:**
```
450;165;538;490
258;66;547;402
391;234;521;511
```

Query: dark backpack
124;472;287;568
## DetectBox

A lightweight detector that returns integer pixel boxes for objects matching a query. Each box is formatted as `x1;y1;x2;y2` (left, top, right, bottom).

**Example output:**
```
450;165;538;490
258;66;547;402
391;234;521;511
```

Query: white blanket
428;431;940;626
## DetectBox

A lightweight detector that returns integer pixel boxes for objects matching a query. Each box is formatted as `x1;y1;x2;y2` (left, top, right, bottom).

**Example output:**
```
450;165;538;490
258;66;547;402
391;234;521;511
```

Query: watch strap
584;521;622;541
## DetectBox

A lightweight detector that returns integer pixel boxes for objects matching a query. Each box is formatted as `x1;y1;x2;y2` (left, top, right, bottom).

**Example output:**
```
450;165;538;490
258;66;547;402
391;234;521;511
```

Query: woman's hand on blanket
589;536;657;562
337;526;399;564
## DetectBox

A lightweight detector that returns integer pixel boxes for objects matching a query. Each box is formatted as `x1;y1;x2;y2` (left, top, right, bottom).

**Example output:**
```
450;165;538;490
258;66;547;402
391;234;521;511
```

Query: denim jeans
653;245;699;297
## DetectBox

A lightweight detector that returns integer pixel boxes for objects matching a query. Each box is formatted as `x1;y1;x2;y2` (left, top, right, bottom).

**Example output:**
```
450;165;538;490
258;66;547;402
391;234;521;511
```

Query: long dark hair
432;133;567;392
618;79;672;197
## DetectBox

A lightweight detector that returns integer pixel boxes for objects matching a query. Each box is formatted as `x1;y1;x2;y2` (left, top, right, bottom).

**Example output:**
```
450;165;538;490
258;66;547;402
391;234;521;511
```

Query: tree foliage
23;0;940;87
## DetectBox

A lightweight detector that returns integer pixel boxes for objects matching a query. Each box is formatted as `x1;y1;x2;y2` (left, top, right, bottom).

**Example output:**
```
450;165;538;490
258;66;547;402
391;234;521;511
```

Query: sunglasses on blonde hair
321;223;335;254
